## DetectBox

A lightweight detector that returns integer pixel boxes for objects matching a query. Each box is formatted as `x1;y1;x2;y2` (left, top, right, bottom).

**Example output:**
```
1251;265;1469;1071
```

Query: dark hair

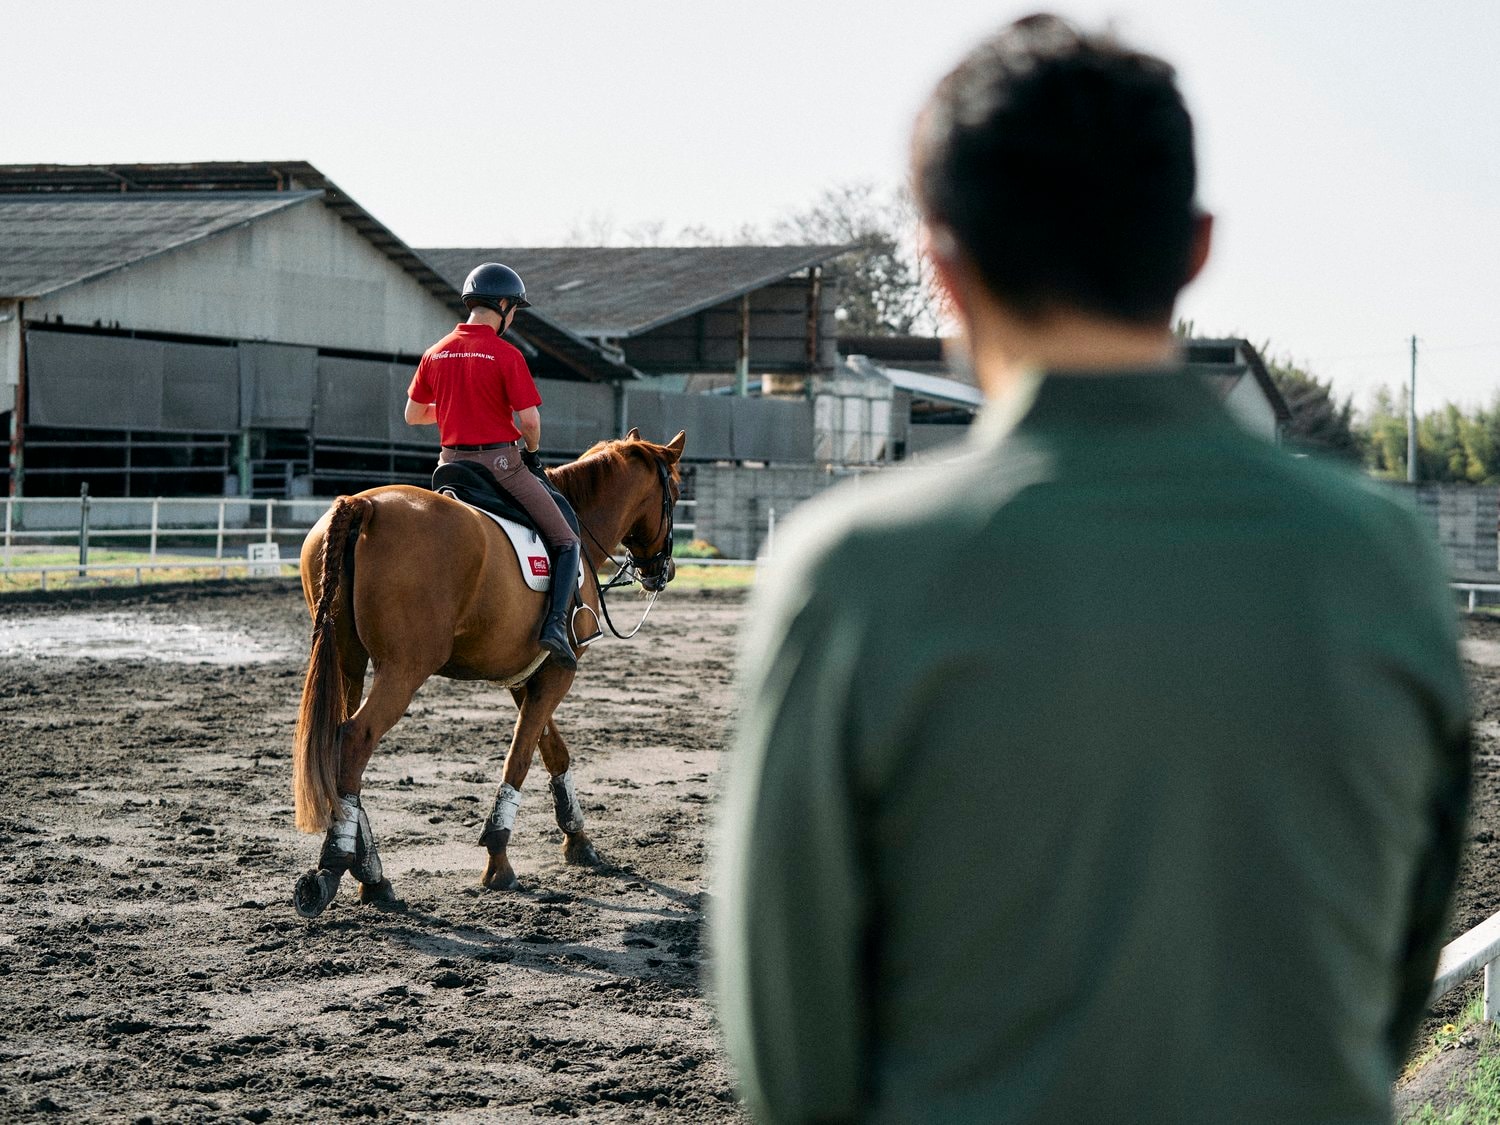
914;14;1198;324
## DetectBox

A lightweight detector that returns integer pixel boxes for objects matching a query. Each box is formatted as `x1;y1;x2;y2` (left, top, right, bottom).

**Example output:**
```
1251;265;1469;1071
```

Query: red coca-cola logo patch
529;557;550;576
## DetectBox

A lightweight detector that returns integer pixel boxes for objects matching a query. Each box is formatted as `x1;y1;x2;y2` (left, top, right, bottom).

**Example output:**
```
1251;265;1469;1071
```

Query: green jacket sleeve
712;557;871;1124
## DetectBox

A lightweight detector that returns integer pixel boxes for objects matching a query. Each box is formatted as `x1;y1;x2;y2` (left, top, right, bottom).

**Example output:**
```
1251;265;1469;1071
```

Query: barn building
836;333;1292;457
0;162;633;499
419;245;848;392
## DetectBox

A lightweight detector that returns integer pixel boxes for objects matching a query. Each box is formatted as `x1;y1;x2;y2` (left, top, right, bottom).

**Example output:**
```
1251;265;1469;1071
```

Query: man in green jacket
712;14;1470;1124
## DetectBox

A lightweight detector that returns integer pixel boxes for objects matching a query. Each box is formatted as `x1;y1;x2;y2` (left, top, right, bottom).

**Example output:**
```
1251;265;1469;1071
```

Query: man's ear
924;222;973;328
1184;211;1213;287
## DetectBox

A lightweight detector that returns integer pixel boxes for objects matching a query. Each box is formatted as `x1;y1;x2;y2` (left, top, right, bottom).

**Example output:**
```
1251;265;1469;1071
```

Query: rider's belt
444;440;519;451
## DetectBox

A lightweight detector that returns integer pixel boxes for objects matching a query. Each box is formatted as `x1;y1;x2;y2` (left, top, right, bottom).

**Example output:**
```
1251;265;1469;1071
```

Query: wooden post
735;294;750;397
9;301;26;498
805;266;822;373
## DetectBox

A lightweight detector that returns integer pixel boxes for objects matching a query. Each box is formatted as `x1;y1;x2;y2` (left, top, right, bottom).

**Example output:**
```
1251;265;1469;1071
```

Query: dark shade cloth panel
239;342;317;430
732;397;813;462
315;355;399;441
27;330;163;429
534;378;616;456
161;342;238;431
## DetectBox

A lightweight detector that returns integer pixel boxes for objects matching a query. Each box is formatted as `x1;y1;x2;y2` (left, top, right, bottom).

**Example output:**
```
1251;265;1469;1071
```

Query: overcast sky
5;1;1496;412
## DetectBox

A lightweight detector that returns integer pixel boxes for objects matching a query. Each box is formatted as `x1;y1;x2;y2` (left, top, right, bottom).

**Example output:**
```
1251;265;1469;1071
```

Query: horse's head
553;429;686;594
617;428;685;592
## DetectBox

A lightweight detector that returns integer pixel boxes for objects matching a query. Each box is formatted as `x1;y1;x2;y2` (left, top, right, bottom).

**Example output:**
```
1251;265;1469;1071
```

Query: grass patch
1402;997;1500;1124
0;549;298;593
668;564;757;590
1407;997;1488;1081
1405;1038;1500;1123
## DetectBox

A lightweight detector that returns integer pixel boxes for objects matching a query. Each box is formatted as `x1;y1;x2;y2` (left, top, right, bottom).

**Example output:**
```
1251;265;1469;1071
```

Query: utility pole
1407;334;1418;484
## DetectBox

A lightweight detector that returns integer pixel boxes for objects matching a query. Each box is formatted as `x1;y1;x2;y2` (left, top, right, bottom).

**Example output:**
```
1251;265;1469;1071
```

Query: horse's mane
547;437;680;512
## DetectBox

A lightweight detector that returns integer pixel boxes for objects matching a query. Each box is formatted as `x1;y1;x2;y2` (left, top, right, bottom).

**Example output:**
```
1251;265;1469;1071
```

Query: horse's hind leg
537;720;601;868
303;664;426;915
479;664;577;890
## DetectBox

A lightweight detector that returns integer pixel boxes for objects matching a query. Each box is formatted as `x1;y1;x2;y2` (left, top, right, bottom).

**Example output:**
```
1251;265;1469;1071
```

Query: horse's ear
625;427;642;441
664;430;686;462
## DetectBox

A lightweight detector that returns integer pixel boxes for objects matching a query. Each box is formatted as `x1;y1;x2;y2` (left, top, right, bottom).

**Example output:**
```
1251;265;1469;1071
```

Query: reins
572;458;675;641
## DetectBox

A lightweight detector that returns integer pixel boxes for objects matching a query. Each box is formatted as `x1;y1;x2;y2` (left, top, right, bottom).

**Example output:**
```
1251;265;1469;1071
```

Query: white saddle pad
439;492;583;593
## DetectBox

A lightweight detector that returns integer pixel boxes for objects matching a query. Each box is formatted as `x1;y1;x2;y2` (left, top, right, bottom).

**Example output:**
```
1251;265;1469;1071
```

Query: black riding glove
521;447;544;476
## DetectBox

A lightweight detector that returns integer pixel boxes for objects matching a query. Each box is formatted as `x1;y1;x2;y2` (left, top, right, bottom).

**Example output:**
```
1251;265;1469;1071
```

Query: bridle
577;457;676;640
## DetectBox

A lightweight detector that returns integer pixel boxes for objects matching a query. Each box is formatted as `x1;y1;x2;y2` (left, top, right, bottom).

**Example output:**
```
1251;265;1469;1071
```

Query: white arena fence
1431;911;1500;1022
0;494;750;588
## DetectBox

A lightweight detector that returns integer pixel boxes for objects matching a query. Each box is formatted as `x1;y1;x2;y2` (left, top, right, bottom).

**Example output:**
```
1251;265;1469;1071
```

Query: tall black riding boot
538;542;580;671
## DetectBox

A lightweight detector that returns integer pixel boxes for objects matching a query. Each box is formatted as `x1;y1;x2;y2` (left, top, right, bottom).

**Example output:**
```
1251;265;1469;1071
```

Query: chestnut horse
290;430;685;918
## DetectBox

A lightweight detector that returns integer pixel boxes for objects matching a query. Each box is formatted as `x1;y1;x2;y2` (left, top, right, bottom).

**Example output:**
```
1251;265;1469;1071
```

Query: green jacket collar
971;367;1234;450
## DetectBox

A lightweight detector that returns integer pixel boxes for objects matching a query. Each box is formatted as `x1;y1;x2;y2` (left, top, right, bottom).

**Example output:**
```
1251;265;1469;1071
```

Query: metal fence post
149;498;159;559
1487;960;1500;1024
216;499;226;559
766;506;776;560
3;497;10;567
78;483;90;576
265;500;274;545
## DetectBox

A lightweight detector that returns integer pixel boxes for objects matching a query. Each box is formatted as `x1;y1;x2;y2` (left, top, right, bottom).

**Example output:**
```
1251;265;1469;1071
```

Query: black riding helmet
462;262;532;316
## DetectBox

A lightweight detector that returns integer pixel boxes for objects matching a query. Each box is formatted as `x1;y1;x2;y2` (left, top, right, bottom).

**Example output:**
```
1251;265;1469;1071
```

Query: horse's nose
665;559;677;584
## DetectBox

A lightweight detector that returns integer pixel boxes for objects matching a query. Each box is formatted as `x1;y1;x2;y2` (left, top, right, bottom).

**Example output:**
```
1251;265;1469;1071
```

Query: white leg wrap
490;783;522;835
330;793;360;856
352;806;384;886
551;770;585;834
318;792;361;871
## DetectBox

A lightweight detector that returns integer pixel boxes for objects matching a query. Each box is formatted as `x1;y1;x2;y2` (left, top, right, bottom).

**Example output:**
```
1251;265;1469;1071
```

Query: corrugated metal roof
844;354;984;410
879;365;984;409
419;245;852;339
0;163;642;382
0;191;318;299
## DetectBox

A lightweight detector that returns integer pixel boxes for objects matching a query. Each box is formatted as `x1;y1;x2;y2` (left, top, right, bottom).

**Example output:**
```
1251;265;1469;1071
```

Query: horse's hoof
563;836;602;868
293;868;340;919
481;859;519;891
358;879;407;912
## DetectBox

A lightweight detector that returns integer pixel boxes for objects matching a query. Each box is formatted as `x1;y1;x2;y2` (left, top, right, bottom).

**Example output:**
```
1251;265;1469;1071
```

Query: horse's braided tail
292;495;370;834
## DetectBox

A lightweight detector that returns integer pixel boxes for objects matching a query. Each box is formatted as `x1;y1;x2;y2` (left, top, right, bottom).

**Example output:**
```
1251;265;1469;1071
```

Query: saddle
430;462;583;593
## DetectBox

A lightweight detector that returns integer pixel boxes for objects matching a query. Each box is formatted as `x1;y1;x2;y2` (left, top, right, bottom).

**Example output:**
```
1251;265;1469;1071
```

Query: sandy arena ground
2;581;1499;1122
0;582;747;1122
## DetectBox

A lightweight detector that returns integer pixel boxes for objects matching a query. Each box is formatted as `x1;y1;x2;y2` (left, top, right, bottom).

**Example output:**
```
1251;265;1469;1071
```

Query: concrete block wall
1408;483;1499;579
691;464;832;560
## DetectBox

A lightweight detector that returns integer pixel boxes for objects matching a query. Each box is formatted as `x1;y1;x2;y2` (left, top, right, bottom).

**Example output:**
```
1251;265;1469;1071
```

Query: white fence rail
0;495;700;563
0;494;731;590
1455;582;1500;612
1;496;330;563
1431;911;1500;1021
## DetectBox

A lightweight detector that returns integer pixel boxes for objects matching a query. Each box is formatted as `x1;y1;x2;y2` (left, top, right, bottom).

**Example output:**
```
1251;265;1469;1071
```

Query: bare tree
772;182;942;335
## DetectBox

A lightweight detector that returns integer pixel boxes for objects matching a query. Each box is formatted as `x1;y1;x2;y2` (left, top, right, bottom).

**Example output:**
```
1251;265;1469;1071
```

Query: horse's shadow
310;865;708;993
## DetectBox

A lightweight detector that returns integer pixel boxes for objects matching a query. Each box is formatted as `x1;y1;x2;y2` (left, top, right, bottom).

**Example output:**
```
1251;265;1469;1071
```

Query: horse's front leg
538;719;601;868
479;664;576;890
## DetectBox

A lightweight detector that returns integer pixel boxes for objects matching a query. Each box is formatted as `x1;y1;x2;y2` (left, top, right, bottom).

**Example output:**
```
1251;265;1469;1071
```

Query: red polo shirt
408;323;543;445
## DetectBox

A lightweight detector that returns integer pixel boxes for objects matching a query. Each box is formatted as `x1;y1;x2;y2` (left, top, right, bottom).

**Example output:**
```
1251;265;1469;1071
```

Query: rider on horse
404;262;582;670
